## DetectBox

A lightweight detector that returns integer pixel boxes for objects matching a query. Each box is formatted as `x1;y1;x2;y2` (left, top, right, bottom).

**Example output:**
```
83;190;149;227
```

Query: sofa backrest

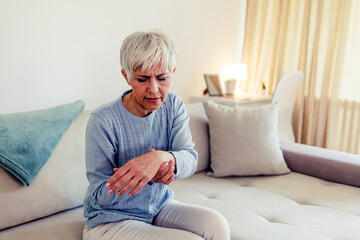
186;103;210;173
0;111;91;230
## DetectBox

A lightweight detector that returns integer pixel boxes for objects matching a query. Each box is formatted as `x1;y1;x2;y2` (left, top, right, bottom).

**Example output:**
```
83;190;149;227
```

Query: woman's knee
197;208;230;240
155;201;230;240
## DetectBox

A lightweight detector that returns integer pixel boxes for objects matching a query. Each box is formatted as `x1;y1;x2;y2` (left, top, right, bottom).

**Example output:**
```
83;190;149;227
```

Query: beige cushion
203;101;290;177
0;111;90;230
186;103;210;172
0;207;85;240
172;172;360;240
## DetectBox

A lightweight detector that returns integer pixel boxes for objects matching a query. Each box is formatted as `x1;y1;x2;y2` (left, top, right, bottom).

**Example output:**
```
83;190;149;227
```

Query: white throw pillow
203;101;290;177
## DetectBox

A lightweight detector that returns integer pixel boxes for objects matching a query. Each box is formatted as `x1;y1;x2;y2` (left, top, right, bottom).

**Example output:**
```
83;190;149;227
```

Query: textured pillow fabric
203;101;290;177
0;100;85;185
0;111;90;230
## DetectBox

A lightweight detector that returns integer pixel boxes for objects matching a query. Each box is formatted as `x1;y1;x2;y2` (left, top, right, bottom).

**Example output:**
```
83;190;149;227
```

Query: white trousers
83;200;230;240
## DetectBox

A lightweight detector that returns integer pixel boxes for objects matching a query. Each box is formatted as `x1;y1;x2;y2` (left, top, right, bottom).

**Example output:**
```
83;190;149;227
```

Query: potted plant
261;82;266;96
225;79;237;95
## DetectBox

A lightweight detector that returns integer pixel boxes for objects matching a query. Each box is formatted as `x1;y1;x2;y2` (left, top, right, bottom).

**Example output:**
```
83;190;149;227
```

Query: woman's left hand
106;150;174;197
149;149;175;185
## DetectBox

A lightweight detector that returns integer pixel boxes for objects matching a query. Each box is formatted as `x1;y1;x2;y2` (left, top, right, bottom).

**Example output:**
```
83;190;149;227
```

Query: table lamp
225;63;248;95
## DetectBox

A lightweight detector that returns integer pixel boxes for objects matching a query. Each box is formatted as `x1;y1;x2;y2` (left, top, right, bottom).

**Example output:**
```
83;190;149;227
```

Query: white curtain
242;0;360;154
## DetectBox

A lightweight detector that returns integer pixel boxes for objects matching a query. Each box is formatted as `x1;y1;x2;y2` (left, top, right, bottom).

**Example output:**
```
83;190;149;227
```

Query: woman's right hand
107;149;175;197
113;149;175;185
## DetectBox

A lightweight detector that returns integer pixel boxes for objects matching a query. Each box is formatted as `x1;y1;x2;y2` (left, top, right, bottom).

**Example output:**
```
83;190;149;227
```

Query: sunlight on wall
0;0;245;113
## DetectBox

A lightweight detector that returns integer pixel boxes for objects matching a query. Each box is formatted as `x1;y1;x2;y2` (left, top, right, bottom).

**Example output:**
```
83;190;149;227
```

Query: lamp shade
228;63;248;81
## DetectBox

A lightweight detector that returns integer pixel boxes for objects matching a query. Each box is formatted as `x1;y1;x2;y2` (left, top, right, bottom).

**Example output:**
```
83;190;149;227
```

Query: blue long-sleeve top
83;90;198;228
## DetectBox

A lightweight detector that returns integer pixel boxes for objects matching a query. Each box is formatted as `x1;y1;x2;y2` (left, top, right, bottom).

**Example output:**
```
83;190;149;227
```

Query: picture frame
204;74;222;96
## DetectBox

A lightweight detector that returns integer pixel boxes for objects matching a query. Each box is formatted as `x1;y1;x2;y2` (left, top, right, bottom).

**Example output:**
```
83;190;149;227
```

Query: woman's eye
136;78;147;83
157;77;166;81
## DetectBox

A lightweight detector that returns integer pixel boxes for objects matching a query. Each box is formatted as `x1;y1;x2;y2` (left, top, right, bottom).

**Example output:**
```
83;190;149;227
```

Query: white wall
0;0;244;113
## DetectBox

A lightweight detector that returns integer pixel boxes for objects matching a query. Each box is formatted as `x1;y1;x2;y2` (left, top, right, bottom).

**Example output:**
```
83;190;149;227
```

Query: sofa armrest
280;141;360;188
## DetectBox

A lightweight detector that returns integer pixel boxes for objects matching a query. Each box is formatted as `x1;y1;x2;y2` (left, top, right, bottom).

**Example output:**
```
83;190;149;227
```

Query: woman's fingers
151;161;171;182
107;171;133;194
158;166;175;185
106;165;130;188
164;172;175;185
128;179;148;196
107;153;158;195
153;164;175;184
115;177;141;196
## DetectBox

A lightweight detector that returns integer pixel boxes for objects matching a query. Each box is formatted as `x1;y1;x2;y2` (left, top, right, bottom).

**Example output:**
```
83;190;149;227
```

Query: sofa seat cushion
172;172;360;240
2;172;360;240
0;207;85;240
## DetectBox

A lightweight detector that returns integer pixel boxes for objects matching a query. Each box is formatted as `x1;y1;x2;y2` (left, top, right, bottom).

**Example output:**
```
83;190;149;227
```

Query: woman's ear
172;67;176;74
121;69;131;85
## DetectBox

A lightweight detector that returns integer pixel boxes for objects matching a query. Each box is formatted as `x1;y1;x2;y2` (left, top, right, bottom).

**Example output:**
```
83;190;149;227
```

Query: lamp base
225;80;237;95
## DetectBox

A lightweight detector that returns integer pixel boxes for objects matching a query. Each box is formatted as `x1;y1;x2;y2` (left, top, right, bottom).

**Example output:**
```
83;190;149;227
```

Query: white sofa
1;103;360;240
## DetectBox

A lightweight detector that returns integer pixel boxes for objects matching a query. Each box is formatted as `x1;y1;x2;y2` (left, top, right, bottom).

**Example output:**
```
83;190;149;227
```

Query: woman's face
122;64;175;117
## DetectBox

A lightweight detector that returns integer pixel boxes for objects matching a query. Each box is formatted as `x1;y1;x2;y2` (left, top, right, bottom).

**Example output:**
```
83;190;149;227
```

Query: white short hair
120;30;177;76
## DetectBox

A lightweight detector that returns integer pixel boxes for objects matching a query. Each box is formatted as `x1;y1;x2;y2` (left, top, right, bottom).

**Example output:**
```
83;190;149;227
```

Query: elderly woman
83;30;230;240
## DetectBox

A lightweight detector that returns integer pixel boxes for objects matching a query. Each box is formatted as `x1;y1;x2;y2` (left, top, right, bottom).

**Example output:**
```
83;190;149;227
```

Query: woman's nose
148;78;159;93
